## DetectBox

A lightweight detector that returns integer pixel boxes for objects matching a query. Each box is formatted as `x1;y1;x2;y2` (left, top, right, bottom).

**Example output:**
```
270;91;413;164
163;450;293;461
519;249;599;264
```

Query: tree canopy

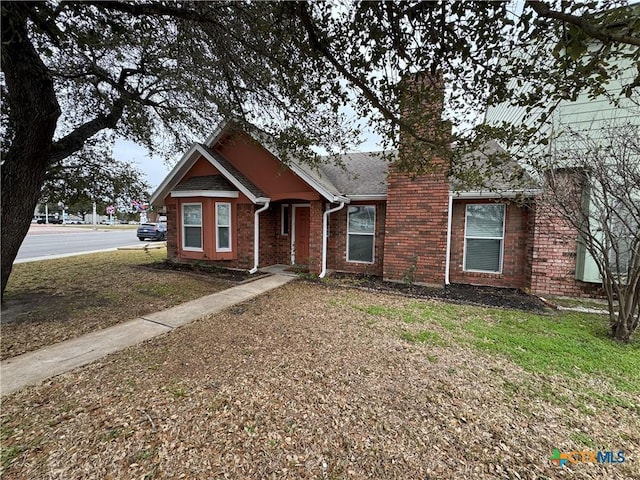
40;135;150;220
1;0;639;298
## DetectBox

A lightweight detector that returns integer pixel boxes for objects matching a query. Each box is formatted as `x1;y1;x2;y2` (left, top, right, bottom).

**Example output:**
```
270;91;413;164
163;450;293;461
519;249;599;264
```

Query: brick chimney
382;72;452;286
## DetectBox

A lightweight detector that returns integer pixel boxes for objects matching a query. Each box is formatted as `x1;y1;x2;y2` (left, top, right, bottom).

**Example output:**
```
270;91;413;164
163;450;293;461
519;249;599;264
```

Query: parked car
36;216;63;224
137;222;167;241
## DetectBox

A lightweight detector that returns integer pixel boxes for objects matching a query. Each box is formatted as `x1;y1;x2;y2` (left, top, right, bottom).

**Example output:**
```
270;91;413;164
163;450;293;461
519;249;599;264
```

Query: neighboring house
483;8;640;296
150;118;603;296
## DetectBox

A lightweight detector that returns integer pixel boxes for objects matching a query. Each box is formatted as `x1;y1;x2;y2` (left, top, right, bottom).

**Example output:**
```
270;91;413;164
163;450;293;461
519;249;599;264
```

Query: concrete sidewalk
1;274;294;396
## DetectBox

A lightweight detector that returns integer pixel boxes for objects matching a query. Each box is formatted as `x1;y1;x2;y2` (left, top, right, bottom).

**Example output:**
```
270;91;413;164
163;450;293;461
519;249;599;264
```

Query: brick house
150;119;603;297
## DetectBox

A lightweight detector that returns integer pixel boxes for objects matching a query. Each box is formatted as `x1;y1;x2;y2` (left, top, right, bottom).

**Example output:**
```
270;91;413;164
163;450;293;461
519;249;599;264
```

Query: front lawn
0;249;233;359
1;282;638;479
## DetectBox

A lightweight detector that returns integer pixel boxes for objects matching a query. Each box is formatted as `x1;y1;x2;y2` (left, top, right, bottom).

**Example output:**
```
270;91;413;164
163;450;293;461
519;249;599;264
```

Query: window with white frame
281;204;289;235
347;205;375;263
464;203;505;273
216;202;232;251
182;203;202;250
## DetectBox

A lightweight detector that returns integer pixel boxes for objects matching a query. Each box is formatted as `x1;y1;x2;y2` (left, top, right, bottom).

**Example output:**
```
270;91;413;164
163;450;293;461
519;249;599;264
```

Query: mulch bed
143;264;550;312
142;261;265;283
324;272;551;312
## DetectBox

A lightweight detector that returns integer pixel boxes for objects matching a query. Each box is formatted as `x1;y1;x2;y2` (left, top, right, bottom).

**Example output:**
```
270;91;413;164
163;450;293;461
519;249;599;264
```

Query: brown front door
294;206;310;264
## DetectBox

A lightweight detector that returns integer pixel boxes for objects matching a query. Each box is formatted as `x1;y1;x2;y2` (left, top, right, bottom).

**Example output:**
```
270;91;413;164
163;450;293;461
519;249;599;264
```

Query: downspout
249;201;270;274
444;191;453;286
319;201;346;278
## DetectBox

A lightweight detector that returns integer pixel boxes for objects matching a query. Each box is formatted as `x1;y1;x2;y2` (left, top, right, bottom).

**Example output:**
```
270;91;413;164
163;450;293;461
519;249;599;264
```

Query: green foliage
41;135;150;214
362;299;639;392
463;309;640;391
400;329;447;346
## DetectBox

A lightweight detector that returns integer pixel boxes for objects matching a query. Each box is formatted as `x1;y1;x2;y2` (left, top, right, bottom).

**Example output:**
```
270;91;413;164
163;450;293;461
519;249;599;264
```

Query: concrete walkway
1;274;294;396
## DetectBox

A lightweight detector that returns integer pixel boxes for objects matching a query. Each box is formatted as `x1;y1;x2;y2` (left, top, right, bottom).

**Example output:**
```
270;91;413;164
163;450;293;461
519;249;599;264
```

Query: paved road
15;226;145;262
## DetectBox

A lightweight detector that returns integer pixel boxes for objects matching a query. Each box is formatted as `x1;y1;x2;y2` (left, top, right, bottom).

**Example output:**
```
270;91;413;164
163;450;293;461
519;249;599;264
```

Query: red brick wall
382;167;450;286
165;199;178;261
449;200;529;289
527;200;602;297
325;202;386;276
166;199;254;270
308;200;324;274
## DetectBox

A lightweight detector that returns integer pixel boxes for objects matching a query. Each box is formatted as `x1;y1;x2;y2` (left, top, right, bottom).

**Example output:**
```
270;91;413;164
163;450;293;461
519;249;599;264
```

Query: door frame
290;203;310;264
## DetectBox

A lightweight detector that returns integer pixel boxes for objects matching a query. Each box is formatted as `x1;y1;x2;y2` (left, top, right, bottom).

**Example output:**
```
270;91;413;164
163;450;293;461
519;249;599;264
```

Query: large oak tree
2;1;639;305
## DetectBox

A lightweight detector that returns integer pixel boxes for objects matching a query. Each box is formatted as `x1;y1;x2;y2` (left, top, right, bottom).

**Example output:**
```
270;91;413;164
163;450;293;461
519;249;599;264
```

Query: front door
294;206;310;265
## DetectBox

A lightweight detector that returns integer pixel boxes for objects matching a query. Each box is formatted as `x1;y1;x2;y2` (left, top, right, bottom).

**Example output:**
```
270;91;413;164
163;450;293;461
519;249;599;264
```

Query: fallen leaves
1;283;638;479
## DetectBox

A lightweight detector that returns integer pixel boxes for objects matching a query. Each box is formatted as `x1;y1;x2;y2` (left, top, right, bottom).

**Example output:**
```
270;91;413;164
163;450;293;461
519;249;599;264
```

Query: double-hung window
182;203;203;250
216;202;232;252
347;205;375;263
464;204;505;273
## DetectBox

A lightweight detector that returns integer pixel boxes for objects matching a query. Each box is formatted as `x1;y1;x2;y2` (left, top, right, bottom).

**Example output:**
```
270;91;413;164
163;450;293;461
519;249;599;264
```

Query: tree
2;1;639;299
40;136;150;222
542;123;639;342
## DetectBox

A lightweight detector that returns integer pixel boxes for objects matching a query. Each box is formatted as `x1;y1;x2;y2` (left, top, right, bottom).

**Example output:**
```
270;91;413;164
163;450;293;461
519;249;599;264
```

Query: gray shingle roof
173;175;236;191
450;140;538;192
317;152;390;196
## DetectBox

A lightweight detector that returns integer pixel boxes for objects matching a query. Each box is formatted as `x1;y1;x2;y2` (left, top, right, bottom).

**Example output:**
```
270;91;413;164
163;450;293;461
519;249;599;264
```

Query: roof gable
150;142;267;206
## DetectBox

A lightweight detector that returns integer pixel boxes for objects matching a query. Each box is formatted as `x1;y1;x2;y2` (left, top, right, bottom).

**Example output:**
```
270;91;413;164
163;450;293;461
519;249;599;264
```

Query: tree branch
527;1;640;47
49;98;125;163
295;2;439;149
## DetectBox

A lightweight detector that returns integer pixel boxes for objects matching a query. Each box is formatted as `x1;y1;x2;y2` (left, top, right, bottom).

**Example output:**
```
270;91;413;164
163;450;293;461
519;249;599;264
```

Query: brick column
308;199;324;275
383;167;450;286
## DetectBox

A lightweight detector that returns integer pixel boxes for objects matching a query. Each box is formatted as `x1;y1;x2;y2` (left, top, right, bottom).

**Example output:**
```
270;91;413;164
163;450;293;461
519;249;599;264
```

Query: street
15;225;147;262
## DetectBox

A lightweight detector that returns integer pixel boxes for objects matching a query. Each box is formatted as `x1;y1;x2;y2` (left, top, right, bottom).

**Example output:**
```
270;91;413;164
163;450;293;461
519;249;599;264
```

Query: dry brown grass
1;282;638;479
1;248;232;360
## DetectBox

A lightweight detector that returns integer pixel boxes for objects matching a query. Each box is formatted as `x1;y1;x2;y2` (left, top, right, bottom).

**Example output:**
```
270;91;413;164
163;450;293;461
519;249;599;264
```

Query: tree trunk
1;3;61;300
612;318;631;343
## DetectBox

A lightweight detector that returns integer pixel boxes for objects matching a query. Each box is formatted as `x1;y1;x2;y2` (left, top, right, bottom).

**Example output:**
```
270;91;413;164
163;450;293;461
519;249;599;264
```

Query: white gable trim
150;143;202;206
150;142;268;206
171;190;239;198
347;194;387;201
196;145;261;203
242;129;349;204
204;119;231;148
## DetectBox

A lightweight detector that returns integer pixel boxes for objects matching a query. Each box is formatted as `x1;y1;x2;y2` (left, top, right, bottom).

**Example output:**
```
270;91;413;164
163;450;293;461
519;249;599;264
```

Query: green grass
463;309;640;391
2;248;233;360
361;300;640;393
570;431;597;448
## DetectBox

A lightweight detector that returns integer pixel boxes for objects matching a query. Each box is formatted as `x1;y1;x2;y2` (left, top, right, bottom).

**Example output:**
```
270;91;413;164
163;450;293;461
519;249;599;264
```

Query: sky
112;139;172;195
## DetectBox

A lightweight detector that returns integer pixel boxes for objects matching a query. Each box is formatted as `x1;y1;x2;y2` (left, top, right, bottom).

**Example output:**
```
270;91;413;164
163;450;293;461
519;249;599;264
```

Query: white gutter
346;194;387;201
319;202;346;278
444;191;453;286
249;201;270;274
453;189;542;199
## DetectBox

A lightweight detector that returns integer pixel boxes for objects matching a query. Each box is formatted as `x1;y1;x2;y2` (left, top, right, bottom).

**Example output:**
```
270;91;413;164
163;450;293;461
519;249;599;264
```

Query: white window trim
182;202;203;252
281;204;290;236
346;205;376;264
463;203;505;274
216;202;232;252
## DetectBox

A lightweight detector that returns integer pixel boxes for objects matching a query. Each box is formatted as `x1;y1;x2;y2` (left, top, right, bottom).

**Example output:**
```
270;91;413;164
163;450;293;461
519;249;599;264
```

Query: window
216;202;231;252
182;203;202;250
281;204;289;235
347;205;375;263
464;204;505;273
